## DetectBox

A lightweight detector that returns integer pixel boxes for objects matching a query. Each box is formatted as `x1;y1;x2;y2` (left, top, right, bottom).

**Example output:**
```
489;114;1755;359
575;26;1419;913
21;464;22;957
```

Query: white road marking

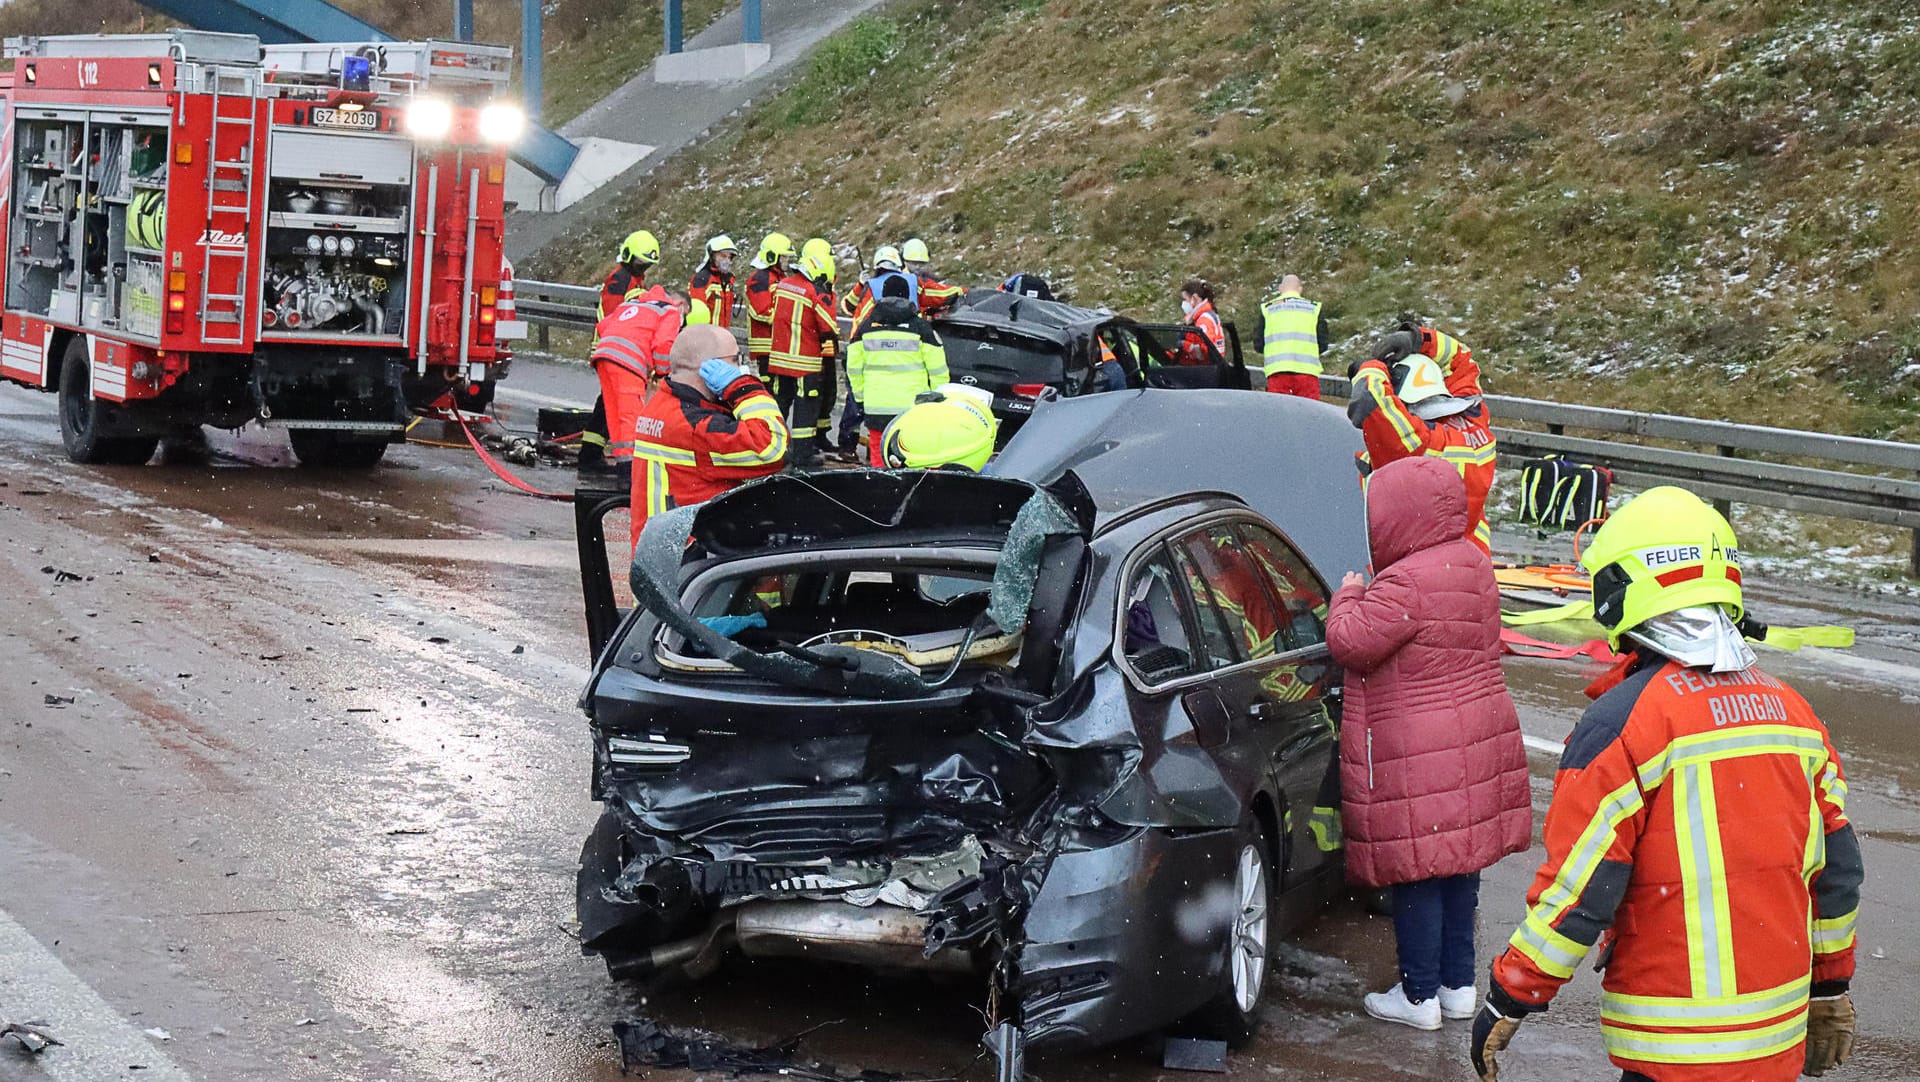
1523;733;1563;758
494;384;593;411
0;908;193;1080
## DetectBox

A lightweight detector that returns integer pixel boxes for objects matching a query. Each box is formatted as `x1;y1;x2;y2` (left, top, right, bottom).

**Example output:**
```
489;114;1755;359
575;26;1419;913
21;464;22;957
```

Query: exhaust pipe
734;900;978;974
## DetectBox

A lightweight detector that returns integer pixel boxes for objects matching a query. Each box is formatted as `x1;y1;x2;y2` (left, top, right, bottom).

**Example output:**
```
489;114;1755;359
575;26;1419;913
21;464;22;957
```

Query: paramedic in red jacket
1327;455;1531;1032
1346;323;1496;554
1472;486;1861;1082
626;325;789;551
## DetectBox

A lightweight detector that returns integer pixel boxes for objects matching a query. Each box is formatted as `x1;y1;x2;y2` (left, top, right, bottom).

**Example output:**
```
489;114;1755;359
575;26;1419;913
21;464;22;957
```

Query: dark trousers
837;394;866;452
1622;1074;1656;1082
816;353;838;444
1391;871;1479;1002
769;373;821;462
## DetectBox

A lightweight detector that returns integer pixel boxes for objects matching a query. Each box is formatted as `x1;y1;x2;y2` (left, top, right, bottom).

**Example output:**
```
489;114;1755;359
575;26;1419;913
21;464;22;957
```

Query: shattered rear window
659;556;1021;676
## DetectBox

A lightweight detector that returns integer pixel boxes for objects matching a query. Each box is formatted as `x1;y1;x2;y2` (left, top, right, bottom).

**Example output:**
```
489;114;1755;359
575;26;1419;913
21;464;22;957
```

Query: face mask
714;253;734;274
1181;298;1196;317
907;262;927;276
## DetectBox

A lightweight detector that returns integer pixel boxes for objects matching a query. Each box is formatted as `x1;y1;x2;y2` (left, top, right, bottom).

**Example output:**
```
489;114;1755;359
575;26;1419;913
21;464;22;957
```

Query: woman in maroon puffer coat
1327;455;1531;1032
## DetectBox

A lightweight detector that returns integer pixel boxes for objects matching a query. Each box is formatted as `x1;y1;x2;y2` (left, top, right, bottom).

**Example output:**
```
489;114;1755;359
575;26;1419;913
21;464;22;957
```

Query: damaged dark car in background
571;390;1369;1059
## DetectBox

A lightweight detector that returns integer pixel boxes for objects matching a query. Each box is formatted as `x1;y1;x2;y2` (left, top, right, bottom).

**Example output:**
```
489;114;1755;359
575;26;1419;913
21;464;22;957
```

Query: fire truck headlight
405;97;454;140
306;234;324;253
337;237;356;256
323;235;341;255
478;102;525;145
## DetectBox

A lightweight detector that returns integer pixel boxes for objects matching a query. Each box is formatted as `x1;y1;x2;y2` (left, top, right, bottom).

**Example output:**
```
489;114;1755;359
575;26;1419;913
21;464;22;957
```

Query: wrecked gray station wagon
572;390;1368;1055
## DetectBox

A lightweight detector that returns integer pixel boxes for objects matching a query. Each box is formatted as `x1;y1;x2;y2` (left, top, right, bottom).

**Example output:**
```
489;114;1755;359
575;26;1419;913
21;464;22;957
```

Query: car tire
289;429;388;469
1185;818;1274;1046
58;339;157;466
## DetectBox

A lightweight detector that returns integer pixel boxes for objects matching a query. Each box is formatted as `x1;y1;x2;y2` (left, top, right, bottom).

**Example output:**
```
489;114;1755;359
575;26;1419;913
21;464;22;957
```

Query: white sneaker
1438;984;1477;1020
1364;983;1443;1031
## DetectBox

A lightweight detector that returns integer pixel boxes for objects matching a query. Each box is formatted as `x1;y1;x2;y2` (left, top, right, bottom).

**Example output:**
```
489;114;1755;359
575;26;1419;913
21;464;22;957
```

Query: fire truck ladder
199;65;259;346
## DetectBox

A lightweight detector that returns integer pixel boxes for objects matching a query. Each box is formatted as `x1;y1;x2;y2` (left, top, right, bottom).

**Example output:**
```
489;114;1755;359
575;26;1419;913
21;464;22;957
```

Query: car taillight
1011;383;1047;399
478;305;495;325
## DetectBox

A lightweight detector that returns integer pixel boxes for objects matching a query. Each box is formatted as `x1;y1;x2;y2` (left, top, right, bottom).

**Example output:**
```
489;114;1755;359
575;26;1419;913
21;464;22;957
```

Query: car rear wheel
58;339;158;466
1186;820;1273;1045
289;429;389;469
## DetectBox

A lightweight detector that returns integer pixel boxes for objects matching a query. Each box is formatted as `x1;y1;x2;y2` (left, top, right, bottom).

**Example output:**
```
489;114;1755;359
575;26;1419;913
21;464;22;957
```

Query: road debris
1162;1037;1228;1073
1;1020;63;1054
42;694;74;706
143;1027;172;1042
612;1016;928;1080
41;565;87;583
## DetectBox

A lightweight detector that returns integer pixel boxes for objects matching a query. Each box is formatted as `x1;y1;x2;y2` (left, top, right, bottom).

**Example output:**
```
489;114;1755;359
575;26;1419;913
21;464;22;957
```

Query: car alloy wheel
1230;841;1270;1013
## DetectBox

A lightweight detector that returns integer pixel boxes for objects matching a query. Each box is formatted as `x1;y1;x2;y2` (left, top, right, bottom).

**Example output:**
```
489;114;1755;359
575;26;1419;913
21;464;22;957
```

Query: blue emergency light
340;55;372;92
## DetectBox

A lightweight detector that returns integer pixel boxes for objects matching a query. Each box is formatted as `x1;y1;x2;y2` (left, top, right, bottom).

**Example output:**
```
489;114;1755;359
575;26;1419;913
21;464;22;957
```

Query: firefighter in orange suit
744;233;795;374
766;241;839;467
902;237;965;317
584;283;683;474
1472;487;1861;1082
627;325;789;551
687;234;738;328
1345;323;1495;554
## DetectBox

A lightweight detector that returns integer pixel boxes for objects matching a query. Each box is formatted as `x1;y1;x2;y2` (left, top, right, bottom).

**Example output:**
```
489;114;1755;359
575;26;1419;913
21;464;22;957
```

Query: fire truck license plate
311;107;379;130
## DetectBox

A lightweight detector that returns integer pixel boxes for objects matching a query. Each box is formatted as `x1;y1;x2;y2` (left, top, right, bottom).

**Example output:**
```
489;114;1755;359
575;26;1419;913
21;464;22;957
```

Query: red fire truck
0;30;521;468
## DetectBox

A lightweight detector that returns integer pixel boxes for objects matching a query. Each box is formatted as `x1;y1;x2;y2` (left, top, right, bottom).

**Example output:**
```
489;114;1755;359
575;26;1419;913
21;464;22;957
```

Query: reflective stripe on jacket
591;289;681;379
847;325;947;416
768;276;839;376
688;265;735;329
914;273;965;316
1491;654;1861;1081
1348;359;1496;555
628;377;789;550
1182;301;1227;365
1262;292;1322;376
745;267;785;355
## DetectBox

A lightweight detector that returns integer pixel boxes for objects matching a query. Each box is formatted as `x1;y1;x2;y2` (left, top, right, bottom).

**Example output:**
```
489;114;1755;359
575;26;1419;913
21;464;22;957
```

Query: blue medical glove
699;358;749;397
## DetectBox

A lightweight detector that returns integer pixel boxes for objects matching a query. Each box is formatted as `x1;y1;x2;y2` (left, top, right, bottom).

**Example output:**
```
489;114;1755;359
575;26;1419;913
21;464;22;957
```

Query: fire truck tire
57;340;158;466
288;429;388;469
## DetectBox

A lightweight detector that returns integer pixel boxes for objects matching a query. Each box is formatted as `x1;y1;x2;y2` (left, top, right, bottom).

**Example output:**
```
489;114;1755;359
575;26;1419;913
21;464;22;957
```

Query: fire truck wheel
288;429;389;469
57;340;158;466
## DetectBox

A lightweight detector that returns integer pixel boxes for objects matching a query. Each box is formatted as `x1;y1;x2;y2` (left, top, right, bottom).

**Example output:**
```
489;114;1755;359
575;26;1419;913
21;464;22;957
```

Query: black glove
1371;329;1418;365
1469;1005;1522;1081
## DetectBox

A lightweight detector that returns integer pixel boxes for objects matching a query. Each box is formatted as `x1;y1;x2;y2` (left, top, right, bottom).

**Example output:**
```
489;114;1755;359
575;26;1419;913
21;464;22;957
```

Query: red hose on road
444;403;574;502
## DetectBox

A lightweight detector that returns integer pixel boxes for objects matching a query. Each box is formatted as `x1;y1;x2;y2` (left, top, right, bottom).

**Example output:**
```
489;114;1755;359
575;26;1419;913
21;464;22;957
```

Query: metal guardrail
515;278;1920;573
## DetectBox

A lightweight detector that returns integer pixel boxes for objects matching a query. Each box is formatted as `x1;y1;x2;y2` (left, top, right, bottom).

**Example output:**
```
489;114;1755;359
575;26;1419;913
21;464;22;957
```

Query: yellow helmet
800;237;835;283
1580;486;1743;645
756;231;794;267
873;244;904;271
880;385;998;472
618;229;660;267
901;237;931;264
706;233;738;256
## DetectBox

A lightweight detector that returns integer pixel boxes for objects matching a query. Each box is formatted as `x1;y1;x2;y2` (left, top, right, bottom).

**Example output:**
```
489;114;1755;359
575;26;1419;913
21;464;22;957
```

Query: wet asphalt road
1;359;1917;1082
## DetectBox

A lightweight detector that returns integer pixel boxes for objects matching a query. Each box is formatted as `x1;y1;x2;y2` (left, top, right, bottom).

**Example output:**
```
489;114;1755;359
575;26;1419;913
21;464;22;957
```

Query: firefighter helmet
800;237;836;284
873;245;904;271
617;230;660;267
1390;355;1471;420
1580;486;1743;644
755;231;794;268
901;238;931;264
881;384;997;472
